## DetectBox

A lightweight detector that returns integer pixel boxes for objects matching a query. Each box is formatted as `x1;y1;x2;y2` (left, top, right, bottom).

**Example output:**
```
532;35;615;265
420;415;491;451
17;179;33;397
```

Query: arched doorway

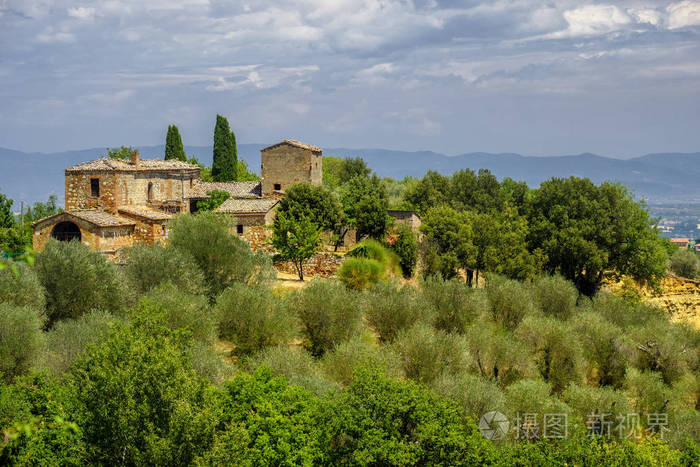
51;221;81;242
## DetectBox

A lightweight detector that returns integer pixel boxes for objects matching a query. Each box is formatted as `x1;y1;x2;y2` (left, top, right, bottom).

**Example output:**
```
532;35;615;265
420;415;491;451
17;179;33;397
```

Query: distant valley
1;144;699;207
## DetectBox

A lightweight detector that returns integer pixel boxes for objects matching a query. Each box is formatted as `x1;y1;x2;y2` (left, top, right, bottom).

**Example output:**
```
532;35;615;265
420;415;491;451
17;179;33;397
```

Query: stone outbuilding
32;139;323;259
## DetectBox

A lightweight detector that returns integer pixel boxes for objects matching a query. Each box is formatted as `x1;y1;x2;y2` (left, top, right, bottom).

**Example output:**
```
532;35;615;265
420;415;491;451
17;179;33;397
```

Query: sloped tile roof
190;181;262;199
33;210;136;228
66;157;200;172
261;139;322;152
117;206;173;221
215;198;279;214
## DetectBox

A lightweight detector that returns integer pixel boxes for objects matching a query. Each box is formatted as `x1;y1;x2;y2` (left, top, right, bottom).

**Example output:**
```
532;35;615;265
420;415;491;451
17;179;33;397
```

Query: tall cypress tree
211;115;238;181
164;125;186;161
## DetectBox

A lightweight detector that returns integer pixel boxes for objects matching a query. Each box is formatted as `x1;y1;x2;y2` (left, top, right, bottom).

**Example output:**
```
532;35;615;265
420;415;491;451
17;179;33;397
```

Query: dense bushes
216;282;297;355
363;280;429;342
168;212;275;296
289;279;364;356
35;240;124;327
670;249;700;279
122;243;206;296
0;263;45;310
337;257;386;290
0;304;44;383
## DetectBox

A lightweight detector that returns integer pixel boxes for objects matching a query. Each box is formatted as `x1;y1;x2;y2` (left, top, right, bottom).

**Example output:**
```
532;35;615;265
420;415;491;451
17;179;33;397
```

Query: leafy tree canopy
211;115;238;182
106;146;137;160
277;182;344;233
164;124;186;161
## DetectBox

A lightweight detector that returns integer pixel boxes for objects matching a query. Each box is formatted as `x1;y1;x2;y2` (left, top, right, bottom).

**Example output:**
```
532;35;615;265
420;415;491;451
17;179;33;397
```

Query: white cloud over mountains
0;0;698;156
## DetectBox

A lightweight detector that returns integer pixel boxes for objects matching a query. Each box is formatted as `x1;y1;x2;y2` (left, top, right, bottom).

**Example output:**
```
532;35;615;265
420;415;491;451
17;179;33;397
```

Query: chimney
130;150;140;168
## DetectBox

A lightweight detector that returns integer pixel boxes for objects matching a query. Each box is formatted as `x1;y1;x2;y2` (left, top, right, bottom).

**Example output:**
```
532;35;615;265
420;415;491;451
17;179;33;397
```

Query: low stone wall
274;252;345;278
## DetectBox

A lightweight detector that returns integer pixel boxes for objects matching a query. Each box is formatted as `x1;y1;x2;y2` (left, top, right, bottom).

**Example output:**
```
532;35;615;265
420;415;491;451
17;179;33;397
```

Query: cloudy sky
1;0;699;156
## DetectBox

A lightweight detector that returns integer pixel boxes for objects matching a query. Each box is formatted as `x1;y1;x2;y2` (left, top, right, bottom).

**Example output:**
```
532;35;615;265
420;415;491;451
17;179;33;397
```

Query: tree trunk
297;260;304;281
466;269;474;287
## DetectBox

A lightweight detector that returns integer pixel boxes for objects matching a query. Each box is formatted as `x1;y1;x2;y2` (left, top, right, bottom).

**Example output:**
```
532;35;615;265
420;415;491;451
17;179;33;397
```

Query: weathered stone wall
274;252;345;278
261;144;322;196
32;214;135;257
226;213;270;250
65;172;119;211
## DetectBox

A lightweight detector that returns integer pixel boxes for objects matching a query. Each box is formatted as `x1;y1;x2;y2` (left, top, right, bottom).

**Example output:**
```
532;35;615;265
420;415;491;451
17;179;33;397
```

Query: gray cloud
0;0;698;156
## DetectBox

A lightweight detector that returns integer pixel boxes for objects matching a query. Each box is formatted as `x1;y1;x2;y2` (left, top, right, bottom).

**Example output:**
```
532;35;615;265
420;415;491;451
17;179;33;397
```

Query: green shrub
0;262;45;310
337;257;385;290
531;274;578;319
216;283;298;356
168;212;275;297
390;224;417;278
504;379;571;436
515;316;585;393
289;279;364;356
572;311;630;388
43;310;116;377
591;291;665;329
0;303;45;382
346;239;399;273
431;373;505;419
562;384;632;430
189;341;235;386
422;275;488;333
320;371;492;465
122;243;206;296
35;240;125;327
320;335;402;385
245;345;335;395
363;280;430;342
463;321;535;386
391;322;472;384
485;274;536;329
624;368;671;418
134;283;216;344
69;323;220;465
670;249;700;279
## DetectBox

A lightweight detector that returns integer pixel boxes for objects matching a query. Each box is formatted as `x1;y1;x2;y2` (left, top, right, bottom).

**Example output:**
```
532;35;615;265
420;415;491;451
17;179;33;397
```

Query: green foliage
211;114;238;181
347;238;398;270
320;335;403;386
122;243;206;296
106;146;137;160
134;283;217;344
289;279;364;356
363;280;430;342
528;178;669;296
322;156;371;189
402;170;451;215
419;204;473;280
216;282;298;356
338;174;391;243
164;124;186;161
422;275;488;333
337;257;386;290
236;159;260;181
504;379;571;431
168;212;275;296
463;320;535;385
277;182;344;232
35;240;125;328
431;373;506;419
562;384;632;430
196;189;231;212
532;274;579;319
271;211;320;280
0;189;13;228
69;323;219;465
670;248;700;279
0;262;45;310
245;345;334;395
485;274;536;329
391;224;417;277
42;310;116;377
0;304;45;382
516;315;586;393
572;311;630;388
391;323;472;385
320;371;491;466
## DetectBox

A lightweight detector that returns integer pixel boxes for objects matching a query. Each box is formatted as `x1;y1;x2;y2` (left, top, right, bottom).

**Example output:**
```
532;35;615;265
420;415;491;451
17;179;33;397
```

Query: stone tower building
261;140;322;196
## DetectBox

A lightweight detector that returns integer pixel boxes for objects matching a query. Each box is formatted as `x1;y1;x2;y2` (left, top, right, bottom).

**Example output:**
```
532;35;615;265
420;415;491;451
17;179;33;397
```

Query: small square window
236;224;243;234
273;183;281;191
90;178;100;197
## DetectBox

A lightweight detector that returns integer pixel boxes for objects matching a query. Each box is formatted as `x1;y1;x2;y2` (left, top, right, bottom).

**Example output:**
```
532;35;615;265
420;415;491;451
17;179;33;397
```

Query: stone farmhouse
33;140;323;259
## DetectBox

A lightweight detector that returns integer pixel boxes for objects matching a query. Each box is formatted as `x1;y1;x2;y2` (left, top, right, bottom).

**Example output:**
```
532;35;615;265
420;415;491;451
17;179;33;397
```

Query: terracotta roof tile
118;206;173;221
215;198;279;214
261;140;322;153
190;181;262;199
66;157;200;172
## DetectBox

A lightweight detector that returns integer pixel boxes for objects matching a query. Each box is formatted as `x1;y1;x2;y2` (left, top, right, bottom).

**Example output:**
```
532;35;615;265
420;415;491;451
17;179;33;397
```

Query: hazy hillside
1;145;699;207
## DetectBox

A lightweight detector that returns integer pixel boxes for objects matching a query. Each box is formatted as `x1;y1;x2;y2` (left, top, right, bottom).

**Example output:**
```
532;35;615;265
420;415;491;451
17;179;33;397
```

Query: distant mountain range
1;144;699;208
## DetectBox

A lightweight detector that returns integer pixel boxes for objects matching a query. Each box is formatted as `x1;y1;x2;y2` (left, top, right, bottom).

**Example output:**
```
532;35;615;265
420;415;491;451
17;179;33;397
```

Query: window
273;183;281;191
236;224;243;234
147;182;153;201
90;178;100;197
